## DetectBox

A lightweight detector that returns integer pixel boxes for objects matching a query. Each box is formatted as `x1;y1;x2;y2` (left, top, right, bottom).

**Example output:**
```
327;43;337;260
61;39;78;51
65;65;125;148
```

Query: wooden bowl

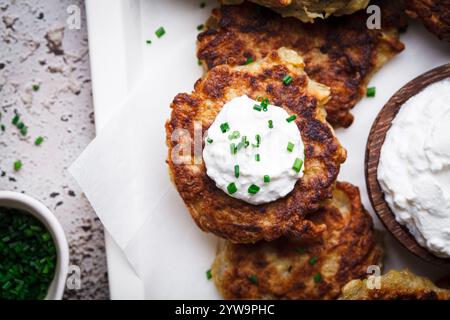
365;64;450;268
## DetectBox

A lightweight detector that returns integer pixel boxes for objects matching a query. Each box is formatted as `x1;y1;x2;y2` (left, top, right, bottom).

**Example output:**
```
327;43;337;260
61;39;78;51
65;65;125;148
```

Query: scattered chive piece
283;75;293;85
220;122;230;133
264;175;270;183
234;165;240;178
286;115;297;123
197;24;204;31
200;2;206;8
366;86;376;97
292;158;303;173
255;154;260;162
268;120;273;128
197;59;202;66
295;247;305;254
20;126;27;136
12;115;19;125
227;182;237;194
17;122;24;130
32;84;40;92
206;269;212;280
145;39;152;45
260;98;269;111
34;136;44;146
155;26;166;38
256;134;261;146
309;256;318;265
228;130;240;140
248;274;258;284
207;137;213;144
14;160;22;171
244;57;254;65
253;104;262;112
1;124;5;131
287;142;294;152
313;272;322;283
230;143;237;154
248;184;260;194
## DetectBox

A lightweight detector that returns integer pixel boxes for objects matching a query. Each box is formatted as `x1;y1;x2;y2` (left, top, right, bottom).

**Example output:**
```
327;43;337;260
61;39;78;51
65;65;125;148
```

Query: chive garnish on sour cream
227;183;237;194
248;184;260;194
234;165;240;178
155;26;166;38
220;122;230;133
292;158;303;173
286;115;297;123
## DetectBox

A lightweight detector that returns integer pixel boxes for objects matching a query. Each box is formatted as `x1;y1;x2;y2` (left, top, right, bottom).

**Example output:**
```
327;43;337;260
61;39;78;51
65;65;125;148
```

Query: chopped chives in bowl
0;207;57;300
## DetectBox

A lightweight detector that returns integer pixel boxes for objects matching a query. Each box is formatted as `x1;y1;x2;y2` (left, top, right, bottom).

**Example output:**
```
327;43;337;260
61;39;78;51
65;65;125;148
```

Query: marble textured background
0;0;109;299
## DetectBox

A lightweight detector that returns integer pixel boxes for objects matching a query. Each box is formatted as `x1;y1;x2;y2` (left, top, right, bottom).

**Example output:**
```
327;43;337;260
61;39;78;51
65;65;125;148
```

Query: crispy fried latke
197;0;406;127
166;48;346;244
211;182;382;299
340;269;450;300
406;0;450;43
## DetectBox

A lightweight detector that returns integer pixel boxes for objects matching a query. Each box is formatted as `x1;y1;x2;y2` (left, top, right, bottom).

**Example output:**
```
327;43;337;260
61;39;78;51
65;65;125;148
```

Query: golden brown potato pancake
211;182;383;299
406;0;450;43
220;0;370;23
197;0;406;127
166;48;346;244
340;269;450;300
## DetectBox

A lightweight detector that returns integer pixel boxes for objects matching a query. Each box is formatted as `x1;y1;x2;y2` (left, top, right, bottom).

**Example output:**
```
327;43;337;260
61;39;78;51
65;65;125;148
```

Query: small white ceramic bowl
0;191;69;300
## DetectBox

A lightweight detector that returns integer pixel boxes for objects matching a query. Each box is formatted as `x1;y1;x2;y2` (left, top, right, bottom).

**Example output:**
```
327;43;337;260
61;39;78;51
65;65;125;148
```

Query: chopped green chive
32;84;40;92
237;136;249;150
228;131;240;140
227;182;237;194
244;57;254;65
264;175;270;183
206;269;212;280
145;39;152;45
268;120;273;128
292;158;303;173
207;137;213;144
155;26;166;38
366;86;376;97
248;274;258;284
197;59;202;66
256;134;261;146
234;165;240;178
17;122;24;130
1;124;5;131
230;143;237;154
253;104;262;112
287;142;294;152
248;184;260;194
283;75;293;85
286;115;297;123
220;122;230;133
255;154;260;161
200;2;206;8
34;136;44;146
14;160;22;171
20;126;27;136
12;114;19;125
197;24;204;31
313;272;322;283
309;256;318;265
261;98;269;111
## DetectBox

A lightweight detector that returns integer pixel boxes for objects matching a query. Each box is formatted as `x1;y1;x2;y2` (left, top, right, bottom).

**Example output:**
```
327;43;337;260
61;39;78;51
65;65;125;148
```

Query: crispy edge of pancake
220;0;370;23
406;0;450;43
340;269;450;300
166;48;346;244
211;182;383;299
197;0;406;127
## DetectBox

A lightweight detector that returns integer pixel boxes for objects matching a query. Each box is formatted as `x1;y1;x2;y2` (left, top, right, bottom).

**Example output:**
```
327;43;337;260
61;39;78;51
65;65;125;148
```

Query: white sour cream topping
203;95;305;205
378;78;450;258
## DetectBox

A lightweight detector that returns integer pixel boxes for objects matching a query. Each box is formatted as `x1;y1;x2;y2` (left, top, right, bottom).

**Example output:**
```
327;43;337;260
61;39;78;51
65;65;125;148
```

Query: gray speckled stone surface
0;0;109;299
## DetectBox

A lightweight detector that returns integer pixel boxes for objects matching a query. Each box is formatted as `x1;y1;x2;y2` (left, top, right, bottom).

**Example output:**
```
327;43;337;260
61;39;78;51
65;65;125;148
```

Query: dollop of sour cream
378;79;450;258
203;95;305;205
